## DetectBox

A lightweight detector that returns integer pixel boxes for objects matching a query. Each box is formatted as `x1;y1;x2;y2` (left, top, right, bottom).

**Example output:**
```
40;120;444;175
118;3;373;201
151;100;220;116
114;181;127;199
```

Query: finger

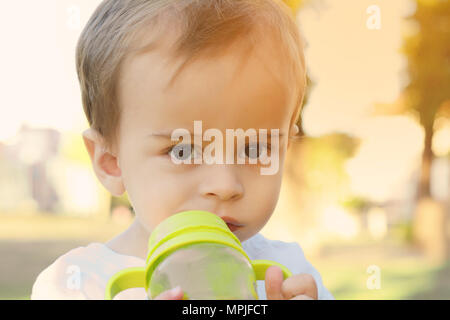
153;286;184;300
265;266;284;300
290;294;314;300
281;273;318;300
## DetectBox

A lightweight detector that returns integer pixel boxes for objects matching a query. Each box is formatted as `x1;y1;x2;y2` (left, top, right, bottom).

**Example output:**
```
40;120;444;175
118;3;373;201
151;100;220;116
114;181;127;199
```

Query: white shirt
30;232;334;300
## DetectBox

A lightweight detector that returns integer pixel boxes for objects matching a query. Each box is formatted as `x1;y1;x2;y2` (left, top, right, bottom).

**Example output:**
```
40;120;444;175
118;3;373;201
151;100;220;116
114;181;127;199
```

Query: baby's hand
265;266;318;300
153;286;184;300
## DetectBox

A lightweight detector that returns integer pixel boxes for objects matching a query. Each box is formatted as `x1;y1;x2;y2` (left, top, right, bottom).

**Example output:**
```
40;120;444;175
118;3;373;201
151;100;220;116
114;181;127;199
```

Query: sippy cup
105;210;292;300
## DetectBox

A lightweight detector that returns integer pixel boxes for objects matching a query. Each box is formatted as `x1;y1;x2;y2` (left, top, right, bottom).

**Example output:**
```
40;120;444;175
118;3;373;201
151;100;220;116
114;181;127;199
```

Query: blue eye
239;143;271;160
167;143;201;161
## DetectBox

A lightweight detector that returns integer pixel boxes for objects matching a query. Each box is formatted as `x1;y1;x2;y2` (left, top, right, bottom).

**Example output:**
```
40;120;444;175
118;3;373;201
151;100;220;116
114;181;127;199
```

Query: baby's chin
234;229;256;244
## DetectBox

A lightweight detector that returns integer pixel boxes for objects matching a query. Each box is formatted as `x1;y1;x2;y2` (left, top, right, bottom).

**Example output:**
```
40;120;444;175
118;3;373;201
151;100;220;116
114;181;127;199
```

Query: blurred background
0;0;449;299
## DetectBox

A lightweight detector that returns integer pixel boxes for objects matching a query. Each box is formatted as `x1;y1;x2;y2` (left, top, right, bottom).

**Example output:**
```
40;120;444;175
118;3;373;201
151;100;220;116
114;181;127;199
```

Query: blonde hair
76;0;306;151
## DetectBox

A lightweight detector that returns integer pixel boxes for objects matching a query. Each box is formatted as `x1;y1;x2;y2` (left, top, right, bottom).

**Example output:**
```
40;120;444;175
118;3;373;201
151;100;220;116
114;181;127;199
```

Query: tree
402;0;450;199
402;0;450;260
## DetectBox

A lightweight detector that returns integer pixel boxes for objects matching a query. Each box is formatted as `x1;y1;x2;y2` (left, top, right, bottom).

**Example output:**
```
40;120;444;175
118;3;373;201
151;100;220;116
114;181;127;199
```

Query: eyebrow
148;130;286;139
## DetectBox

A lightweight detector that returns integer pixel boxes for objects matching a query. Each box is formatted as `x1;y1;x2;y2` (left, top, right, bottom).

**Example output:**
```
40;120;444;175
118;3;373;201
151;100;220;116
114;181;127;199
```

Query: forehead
117;35;296;135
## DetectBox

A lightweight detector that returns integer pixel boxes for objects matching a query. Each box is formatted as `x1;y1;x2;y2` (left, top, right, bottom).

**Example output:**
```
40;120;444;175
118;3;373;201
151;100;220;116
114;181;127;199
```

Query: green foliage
339;195;370;212
300;133;360;197
283;0;305;13
390;222;414;243
111;192;133;211
402;0;450;128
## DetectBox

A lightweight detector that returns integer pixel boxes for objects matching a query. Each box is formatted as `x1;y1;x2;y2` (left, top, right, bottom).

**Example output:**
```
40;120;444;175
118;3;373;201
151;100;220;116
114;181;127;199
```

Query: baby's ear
82;128;125;197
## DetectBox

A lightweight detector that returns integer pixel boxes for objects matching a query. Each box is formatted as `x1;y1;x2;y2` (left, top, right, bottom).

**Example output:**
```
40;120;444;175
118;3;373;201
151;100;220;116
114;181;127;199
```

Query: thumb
265;266;284;300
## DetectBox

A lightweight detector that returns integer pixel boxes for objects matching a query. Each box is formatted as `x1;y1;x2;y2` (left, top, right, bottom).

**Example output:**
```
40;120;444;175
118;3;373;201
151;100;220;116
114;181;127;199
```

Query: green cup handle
105;266;146;300
251;260;292;281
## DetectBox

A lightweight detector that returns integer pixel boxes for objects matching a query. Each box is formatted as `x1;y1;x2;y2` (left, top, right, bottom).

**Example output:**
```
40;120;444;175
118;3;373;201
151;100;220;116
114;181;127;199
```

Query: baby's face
115;36;298;243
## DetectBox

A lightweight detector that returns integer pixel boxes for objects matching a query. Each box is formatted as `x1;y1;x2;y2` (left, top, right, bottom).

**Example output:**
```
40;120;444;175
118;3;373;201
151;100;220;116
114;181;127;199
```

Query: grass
0;213;449;300
314;256;446;299
0;239;92;300
0;213;129;300
0;212;128;241
310;237;450;299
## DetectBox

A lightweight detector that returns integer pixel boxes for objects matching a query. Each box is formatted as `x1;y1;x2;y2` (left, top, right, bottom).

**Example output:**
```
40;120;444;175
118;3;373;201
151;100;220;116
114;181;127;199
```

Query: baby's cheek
256;178;282;217
130;191;168;229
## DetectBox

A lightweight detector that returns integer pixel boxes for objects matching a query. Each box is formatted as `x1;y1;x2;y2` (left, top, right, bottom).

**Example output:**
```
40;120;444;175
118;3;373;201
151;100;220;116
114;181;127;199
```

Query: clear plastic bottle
105;210;292;300
148;242;258;300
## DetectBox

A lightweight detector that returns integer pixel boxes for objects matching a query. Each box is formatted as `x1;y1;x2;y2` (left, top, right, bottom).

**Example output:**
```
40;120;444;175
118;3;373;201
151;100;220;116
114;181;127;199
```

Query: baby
31;0;333;300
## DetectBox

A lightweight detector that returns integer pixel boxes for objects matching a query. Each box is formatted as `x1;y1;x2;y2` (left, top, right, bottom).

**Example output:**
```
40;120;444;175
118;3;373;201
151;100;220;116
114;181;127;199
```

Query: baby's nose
198;165;244;202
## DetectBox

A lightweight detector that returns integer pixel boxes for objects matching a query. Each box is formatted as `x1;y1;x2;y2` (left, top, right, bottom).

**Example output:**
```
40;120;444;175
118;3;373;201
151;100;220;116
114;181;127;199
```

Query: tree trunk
412;119;449;261
417;121;434;200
